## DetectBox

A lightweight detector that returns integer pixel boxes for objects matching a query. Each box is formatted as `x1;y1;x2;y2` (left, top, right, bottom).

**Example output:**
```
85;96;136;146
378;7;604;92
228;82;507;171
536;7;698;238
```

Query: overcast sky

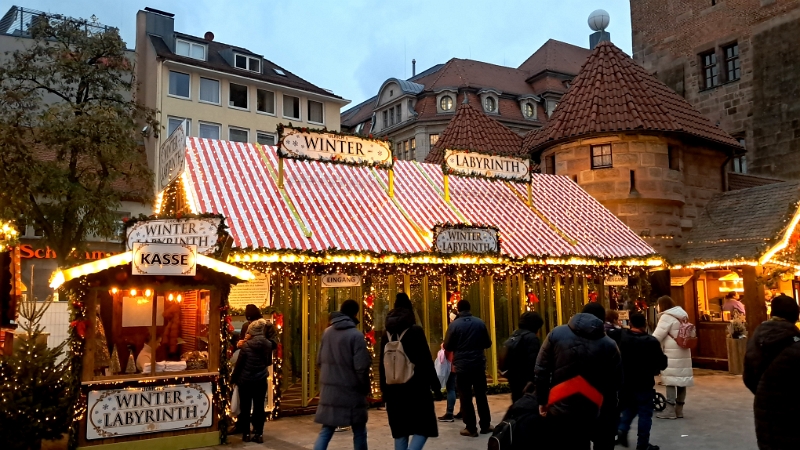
13;0;633;107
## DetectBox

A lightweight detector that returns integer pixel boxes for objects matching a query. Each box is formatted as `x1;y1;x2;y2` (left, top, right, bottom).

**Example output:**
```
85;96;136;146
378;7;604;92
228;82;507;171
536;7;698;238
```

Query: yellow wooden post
278;157;285;189
527;182;533;206
388;169;395;198
555;275;564;325
441;275;448;339
583;277;589;305
422;276;431;339
301;275;309;407
506;276;514;336
518;274;526;314
389;275;397;306
488;276;498;385
403;274;411;296
443;174;451;202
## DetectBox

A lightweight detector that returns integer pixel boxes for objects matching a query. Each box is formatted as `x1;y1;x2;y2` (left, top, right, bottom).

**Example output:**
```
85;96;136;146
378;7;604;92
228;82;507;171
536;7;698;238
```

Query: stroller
653;391;667;412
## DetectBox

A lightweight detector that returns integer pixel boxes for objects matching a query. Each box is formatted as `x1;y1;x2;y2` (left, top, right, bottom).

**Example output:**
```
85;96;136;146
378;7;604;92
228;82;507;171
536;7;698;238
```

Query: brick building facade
631;0;800;180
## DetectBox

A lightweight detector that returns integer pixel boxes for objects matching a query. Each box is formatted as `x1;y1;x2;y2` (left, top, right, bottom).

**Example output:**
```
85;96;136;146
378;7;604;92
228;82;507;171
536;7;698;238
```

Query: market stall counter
50;248;254;450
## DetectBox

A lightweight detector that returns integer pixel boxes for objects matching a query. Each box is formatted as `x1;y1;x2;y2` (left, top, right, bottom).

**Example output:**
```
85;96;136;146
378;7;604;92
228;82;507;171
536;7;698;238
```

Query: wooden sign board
433;225;499;254
605;275;629;286
157;120;187;192
279;127;392;168
321;274;362;288
126;218;222;255
228;275;271;310
131;243;197;276
618;310;630;321
444;150;530;182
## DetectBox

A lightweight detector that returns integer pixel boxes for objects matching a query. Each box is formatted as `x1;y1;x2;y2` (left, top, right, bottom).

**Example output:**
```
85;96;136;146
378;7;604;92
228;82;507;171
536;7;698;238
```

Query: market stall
671;181;800;370
157;117;660;416
51;237;254;449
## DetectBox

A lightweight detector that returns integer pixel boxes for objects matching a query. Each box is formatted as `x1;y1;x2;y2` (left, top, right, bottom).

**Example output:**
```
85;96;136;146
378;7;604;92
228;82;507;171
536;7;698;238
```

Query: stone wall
631;0;800;180
543;133;728;258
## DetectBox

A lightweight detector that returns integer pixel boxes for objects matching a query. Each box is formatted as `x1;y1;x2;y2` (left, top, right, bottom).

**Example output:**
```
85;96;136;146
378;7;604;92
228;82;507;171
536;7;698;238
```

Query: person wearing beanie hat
744;294;800;449
535;307;622;449
231;318;274;443
443;298;493;437
238;304;264;349
500;311;544;403
313;300;371;450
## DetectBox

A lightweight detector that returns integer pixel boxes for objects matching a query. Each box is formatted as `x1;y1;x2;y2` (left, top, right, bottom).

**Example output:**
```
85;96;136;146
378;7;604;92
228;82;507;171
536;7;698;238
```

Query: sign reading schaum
158;120;188;191
279;127;392;168
434;226;499;254
605;275;629;286
127;218;221;255
444;150;530;182
86;382;212;440
131;242;197;276
321;274;362;288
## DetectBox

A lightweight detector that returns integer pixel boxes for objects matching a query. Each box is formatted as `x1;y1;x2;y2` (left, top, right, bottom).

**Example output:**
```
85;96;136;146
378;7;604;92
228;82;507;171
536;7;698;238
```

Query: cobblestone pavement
209;370;757;450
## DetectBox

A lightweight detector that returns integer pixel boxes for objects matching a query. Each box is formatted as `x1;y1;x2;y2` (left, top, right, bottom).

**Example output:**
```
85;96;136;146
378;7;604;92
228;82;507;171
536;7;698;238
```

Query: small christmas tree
0;297;71;450
109;345;121;375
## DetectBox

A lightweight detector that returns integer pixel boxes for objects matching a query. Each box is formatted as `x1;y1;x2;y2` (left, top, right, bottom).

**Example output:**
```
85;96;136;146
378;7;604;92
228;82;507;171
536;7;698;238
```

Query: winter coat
443;311;492;373
231;334;273;384
743;318;800;450
501;329;541;401
379;307;439;438
617;329;667;396
652;306;694;387
534;313;623;420
314;312;372;427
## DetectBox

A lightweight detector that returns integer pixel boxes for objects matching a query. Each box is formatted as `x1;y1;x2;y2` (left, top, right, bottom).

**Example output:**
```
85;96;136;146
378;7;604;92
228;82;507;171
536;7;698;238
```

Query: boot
242;433;251;442
616;430;629;447
675;402;684;418
252;434;264;444
655;403;677;419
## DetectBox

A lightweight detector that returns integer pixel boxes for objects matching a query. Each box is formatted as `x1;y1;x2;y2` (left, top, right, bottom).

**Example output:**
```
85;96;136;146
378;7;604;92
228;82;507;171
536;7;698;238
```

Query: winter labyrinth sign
86;382;213;439
433;225;500;255
278;127;392;168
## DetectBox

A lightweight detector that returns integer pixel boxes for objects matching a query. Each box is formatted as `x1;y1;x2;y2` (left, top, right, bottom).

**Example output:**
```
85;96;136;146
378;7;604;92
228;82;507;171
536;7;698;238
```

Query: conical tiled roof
424;100;524;164
525;41;741;152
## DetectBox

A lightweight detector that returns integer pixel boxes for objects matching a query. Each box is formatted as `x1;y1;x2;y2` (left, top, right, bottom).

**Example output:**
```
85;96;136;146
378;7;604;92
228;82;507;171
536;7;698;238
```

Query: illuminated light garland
0;221;20;252
49;252;255;289
362;290;378;399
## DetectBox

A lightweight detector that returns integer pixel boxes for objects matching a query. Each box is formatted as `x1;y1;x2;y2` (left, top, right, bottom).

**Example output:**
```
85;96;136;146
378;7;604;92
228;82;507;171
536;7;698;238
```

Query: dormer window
235;54;261;73
524;103;534;118
440;95;453;111
484;96;497;113
176;39;206;60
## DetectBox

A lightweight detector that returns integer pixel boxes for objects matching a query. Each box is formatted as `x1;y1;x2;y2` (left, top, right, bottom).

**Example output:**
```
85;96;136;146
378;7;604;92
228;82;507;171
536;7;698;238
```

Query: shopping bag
434;348;451;389
231;385;241;416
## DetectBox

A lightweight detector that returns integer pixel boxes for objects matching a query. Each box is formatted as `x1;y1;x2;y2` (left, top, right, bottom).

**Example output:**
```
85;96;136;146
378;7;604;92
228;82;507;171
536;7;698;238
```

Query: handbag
231;385;241;417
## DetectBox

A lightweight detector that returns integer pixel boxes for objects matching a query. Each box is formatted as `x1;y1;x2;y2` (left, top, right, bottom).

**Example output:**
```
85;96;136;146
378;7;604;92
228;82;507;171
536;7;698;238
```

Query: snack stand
52;241;254;450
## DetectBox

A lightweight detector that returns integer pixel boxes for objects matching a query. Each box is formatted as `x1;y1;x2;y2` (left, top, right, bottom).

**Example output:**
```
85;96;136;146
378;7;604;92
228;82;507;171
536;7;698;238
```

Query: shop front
166;127;660;416
51;223;255;449
671;181;800;370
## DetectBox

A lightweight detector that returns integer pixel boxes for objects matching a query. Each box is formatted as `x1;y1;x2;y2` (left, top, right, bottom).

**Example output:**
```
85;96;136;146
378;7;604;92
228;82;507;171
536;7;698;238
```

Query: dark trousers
618;390;655;448
548;415;591;450
591;402;618;450
238;378;268;435
455;369;491;432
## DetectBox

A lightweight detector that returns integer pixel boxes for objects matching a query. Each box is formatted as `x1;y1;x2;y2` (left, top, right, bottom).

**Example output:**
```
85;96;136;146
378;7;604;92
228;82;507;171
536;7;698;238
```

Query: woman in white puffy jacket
652;296;694;420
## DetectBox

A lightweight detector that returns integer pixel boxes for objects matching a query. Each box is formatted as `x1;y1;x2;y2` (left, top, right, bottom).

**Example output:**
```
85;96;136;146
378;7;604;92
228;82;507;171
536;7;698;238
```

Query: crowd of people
229;292;800;450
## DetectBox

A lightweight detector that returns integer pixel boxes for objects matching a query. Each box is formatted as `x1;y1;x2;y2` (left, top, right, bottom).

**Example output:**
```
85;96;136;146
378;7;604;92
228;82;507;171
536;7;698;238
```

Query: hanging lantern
527;292;539;304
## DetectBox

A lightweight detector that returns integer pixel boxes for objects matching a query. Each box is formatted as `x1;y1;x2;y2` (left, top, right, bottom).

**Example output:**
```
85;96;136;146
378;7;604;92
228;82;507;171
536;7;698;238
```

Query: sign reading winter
279;127;392;168
605;275;629;286
444;150;530;182
158;119;188;192
321;274;362;288
126;218;221;255
433;226;499;254
86;382;212;440
131;242;197;276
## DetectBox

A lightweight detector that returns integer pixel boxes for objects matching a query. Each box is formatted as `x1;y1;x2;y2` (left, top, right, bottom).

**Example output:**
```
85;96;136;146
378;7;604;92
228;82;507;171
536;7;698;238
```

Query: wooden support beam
742;266;768;337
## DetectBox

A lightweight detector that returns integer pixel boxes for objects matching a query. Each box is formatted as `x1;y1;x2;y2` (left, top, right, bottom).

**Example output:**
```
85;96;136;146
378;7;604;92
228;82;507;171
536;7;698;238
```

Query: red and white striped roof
184;138;655;260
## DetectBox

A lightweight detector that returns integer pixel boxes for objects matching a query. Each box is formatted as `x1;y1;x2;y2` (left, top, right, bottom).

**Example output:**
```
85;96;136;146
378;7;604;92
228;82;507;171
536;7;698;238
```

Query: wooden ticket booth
51;243;254;450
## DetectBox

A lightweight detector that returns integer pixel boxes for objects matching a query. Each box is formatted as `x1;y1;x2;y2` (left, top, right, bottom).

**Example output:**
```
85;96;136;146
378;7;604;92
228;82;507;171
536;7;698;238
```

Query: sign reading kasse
132;242;197;276
444;150;530;182
127;218;221;255
86;382;212;440
434;226;499;254
279;127;392;168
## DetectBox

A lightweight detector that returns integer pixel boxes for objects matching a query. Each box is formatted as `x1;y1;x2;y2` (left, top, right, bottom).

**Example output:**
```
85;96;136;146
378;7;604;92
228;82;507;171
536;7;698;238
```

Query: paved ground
211;370;757;450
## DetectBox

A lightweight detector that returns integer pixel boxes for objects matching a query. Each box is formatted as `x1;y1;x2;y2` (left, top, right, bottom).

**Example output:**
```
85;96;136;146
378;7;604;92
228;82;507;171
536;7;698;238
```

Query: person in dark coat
743;294;800;450
616;312;667;450
535;303;622;450
314;300;372;450
501;311;544;403
231;319;273;443
238;304;263;349
379;293;440;450
443;300;493;437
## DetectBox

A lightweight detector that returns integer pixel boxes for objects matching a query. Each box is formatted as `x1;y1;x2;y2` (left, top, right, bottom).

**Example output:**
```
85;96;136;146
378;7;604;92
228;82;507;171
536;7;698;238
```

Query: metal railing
0;5;114;36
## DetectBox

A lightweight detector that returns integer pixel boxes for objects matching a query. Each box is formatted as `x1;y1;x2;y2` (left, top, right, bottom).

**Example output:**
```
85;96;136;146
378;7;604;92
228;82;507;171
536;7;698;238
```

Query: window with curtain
308;100;324;124
168;71;190;98
199;78;219;104
199;122;220;140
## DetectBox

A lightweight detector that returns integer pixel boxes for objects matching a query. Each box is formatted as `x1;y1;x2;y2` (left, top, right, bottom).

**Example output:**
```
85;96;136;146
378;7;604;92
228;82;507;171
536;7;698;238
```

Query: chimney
204;31;214;41
143;7;175;52
412;59;416;77
588;9;611;48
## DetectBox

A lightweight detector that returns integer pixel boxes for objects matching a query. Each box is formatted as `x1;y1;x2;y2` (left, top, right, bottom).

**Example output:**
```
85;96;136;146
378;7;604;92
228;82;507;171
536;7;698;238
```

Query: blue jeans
618;390;655;448
445;373;457;414
394;435;428;450
314;423;367;450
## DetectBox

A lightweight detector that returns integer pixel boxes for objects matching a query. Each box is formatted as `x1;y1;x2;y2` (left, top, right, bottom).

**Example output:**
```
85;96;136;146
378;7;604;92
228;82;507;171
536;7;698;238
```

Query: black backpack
488;419;515;450
488;392;541;450
499;330;529;374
